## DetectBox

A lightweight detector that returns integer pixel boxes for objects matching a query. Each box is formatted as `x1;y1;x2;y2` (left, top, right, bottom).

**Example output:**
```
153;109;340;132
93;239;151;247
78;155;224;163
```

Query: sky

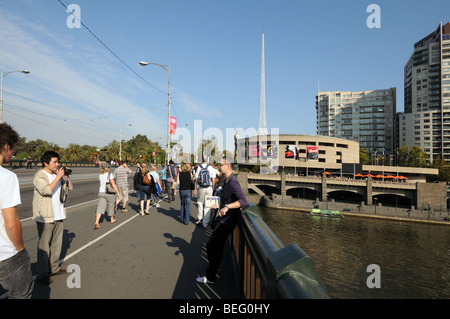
1;0;450;153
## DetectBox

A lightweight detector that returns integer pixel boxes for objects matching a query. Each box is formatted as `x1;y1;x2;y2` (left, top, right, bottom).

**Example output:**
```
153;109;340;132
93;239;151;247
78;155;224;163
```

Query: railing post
267;244;329;299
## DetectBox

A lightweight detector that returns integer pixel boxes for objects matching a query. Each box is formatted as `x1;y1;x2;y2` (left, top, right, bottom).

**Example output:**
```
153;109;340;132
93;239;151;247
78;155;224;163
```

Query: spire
257;31;268;136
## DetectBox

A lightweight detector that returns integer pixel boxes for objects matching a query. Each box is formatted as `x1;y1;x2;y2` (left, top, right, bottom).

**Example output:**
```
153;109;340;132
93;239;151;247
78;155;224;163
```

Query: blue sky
1;0;450;151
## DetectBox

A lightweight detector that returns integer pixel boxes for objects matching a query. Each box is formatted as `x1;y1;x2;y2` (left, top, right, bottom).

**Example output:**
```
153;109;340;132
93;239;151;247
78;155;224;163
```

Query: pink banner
170;117;177;135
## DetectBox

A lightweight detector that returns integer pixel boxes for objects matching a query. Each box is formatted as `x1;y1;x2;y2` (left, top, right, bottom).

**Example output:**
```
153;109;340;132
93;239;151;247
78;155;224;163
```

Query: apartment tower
316;88;396;157
399;22;450;161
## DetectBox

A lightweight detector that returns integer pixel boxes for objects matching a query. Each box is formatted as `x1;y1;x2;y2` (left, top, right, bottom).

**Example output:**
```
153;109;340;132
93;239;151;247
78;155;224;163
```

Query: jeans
0;249;34;299
180;189;191;224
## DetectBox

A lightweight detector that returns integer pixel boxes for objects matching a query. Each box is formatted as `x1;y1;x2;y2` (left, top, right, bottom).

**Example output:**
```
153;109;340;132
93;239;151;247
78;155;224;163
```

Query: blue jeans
0;249;34;299
180;189;191;224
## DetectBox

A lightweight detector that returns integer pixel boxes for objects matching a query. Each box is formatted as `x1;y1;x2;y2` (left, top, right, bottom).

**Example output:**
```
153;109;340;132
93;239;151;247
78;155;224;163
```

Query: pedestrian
26;155;32;169
150;165;162;207
33;150;73;285
176;162;192;225
196;157;248;285
0;123;34;298
94;163;120;230
113;160;132;213
138;163;152;216
165;159;177;202
160;165;167;194
193;155;216;227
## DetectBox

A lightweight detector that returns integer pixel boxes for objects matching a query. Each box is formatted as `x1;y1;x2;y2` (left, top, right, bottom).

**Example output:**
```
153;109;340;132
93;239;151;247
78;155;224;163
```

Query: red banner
306;146;318;160
170;117;177;135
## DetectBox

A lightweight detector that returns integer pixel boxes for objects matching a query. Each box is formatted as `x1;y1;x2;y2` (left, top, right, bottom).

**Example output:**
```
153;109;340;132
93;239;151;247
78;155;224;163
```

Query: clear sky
1;0;450;151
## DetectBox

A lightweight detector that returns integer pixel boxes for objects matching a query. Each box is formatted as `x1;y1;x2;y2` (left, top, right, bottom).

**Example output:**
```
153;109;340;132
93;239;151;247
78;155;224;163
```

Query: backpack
198;164;211;188
133;169;143;190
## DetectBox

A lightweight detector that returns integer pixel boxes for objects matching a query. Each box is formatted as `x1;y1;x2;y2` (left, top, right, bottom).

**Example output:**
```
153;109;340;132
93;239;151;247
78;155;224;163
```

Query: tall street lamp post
139;61;171;165
120;123;132;162
0;70;30;123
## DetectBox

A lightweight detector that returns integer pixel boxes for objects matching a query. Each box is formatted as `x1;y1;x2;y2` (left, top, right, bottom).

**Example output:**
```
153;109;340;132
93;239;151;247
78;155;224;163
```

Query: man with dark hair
0;123;34;298
196;157;247;285
33;150;72;284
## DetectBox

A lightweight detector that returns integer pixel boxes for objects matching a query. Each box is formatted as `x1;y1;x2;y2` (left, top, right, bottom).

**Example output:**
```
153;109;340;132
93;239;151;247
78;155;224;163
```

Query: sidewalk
26;192;240;299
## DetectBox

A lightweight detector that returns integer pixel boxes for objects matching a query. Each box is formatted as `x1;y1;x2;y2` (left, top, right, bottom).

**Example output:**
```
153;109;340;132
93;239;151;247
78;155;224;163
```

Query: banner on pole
170;117;177;135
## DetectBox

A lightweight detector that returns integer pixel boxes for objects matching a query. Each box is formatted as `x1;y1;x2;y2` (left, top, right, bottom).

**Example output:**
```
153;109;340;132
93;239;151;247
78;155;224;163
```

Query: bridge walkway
12;193;240;299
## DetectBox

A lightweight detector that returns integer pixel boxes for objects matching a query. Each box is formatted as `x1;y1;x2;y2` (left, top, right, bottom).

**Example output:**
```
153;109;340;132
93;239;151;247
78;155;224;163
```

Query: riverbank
245;193;450;226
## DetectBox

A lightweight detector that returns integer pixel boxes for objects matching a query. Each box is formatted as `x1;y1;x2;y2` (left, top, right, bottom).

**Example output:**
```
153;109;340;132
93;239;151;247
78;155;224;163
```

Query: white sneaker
196;276;215;284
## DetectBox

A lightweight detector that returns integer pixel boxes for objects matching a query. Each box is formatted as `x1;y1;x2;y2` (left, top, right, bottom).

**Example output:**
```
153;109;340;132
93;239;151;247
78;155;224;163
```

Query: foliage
13;134;166;165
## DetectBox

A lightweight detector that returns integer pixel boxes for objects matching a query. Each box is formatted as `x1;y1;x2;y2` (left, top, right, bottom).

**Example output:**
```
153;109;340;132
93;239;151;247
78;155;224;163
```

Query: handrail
231;203;329;299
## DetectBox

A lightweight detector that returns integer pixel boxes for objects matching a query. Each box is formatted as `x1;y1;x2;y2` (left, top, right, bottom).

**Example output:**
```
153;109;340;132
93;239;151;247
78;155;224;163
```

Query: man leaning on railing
196;156;248;285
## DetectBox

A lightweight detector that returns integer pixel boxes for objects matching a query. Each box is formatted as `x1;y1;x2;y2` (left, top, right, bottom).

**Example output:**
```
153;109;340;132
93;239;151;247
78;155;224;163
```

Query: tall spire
257;31;268;136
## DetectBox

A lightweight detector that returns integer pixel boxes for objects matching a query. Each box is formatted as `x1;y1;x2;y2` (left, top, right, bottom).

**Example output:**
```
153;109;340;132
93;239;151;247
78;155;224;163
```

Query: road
2;167;239;299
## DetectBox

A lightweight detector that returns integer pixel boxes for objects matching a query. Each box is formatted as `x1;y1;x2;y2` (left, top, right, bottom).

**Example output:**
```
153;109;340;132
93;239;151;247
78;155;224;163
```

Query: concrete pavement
3;185;240;299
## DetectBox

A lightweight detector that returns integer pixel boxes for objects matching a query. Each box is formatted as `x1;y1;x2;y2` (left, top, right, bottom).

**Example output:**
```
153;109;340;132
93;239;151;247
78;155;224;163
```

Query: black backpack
133;169;143;190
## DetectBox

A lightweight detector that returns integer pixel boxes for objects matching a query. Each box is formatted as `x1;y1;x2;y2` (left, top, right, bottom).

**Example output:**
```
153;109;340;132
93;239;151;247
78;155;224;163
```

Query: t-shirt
0;166;21;261
113;166;131;189
99;172;114;193
150;171;159;183
43;171;66;221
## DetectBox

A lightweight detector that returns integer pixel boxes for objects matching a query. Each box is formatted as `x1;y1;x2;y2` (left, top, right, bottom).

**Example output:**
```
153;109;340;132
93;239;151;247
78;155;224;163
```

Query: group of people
0;122;248;298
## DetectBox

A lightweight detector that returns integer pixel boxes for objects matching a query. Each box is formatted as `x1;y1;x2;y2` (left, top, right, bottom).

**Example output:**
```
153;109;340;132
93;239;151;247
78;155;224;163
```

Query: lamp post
139;61;171;165
120;123;131;162
0;70;30;123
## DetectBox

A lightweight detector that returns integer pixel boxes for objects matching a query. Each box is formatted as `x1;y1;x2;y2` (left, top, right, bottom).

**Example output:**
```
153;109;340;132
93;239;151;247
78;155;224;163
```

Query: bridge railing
231;203;330;299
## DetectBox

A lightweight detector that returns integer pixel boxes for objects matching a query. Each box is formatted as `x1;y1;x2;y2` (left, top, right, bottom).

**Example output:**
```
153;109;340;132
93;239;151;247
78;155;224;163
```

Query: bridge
242;172;447;212
2;167;328;301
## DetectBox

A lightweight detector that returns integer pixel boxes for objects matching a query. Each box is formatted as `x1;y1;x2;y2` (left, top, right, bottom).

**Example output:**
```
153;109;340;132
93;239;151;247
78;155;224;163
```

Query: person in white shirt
0;123;33;298
33;151;73;284
194;156;216;228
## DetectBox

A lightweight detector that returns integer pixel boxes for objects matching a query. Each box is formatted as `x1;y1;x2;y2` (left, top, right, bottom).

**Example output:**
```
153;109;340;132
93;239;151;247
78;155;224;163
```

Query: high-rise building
316;88;396;157
399;22;450;161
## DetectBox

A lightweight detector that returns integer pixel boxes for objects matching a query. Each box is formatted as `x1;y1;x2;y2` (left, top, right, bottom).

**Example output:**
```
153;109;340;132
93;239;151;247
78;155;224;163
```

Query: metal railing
231;203;330;299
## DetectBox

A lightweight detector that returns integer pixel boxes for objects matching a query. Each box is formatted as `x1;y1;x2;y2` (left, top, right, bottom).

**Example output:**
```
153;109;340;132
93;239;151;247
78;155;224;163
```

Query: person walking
113;161;132;213
177;163;192;225
150;165;162;207
193;156;216;227
33;150;73;285
138;164;152;216
94;163;120;230
165;160;177;202
160;165;167;195
0;123;34;298
196;157;248;285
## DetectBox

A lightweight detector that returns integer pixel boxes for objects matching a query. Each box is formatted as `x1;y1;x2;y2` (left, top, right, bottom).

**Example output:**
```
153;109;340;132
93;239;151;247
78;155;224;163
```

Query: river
259;206;450;299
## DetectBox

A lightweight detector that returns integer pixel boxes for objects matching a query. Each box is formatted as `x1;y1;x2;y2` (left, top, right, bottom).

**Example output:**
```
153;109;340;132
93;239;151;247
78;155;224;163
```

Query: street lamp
139;61;171;165
0;69;30;123
120;123;132;162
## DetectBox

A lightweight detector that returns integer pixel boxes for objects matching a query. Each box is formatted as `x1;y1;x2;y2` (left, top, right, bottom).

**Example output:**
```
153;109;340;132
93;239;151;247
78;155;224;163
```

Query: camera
61;166;72;176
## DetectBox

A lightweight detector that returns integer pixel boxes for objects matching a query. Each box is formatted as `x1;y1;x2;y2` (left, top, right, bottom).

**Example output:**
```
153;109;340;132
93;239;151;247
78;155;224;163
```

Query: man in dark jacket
196;157;247;284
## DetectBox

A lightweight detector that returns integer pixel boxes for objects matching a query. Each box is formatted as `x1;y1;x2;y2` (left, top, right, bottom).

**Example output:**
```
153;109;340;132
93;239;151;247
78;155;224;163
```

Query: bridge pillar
281;169;286;196
321;173;327;202
366;176;372;205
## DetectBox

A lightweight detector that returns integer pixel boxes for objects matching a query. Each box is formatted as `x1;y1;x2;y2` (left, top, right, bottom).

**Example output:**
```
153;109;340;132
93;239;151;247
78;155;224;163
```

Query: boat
310;209;343;218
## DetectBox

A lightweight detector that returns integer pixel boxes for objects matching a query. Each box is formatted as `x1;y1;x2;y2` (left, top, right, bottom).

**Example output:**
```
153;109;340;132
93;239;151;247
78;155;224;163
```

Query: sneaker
121;209;128;213
195;220;203;225
196;276;215;284
156;203;160;208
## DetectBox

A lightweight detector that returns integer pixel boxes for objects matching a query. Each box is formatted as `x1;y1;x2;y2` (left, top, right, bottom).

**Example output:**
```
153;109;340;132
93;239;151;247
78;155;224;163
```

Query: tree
359;147;370;165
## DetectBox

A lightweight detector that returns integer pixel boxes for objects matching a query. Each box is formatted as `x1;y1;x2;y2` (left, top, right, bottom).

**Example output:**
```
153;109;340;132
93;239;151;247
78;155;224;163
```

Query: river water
259;207;450;299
